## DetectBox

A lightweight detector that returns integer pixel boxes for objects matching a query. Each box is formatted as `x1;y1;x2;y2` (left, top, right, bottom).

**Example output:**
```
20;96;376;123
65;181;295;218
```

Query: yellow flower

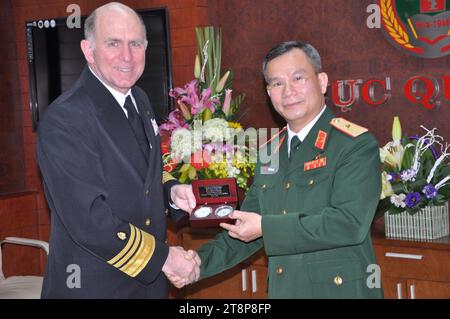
228;121;242;129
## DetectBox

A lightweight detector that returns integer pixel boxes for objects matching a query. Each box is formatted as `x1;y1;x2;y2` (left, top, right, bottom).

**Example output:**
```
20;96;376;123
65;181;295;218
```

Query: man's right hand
162;246;200;288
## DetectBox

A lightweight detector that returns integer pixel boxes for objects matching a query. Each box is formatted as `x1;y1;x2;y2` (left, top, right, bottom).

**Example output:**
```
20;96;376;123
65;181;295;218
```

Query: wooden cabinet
372;222;450;299
178;227;268;299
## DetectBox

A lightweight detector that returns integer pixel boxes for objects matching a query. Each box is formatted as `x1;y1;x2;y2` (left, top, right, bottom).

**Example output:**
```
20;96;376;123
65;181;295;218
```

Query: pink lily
159;109;189;132
222;89;232;116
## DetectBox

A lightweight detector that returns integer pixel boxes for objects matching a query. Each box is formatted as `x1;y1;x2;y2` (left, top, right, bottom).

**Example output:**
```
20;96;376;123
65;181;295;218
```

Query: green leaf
179;169;189;183
188;166;197;180
401;144;415;170
435;164;450;184
180;163;191;173
228;93;245;119
439;184;450;198
418;148;434;179
391;182;406;194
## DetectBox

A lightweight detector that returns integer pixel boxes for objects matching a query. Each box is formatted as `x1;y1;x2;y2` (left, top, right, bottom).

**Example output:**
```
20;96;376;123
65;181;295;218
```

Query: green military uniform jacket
197;107;383;298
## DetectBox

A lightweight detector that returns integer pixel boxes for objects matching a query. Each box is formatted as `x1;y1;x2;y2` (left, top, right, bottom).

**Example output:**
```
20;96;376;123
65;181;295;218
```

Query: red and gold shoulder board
330;118;368;138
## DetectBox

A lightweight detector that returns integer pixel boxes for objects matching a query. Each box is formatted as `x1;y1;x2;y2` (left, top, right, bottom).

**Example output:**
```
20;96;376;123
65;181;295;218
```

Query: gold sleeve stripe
111;227;142;269
107;224;137;265
119;229;156;277
162;171;176;184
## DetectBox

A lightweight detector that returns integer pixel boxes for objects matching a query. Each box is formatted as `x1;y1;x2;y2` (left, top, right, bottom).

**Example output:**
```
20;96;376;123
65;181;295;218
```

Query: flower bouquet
379;117;450;240
160;26;255;191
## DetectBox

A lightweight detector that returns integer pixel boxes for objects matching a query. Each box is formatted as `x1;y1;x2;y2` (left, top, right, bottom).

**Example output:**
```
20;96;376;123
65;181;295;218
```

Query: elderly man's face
266;48;328;133
82;9;146;94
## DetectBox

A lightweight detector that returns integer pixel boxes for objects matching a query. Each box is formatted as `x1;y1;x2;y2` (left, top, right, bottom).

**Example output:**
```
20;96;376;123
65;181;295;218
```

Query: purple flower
400;169;417;182
405;192;422;208
422;184;438;199
388;172;400;182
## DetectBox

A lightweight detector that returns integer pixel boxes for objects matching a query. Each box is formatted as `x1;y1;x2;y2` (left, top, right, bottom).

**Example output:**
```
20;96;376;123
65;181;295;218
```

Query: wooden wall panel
208;0;449;143
0;0;26;194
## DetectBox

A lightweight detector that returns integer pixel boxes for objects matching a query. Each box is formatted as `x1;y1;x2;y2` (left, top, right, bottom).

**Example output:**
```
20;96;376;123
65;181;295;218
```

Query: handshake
162;246;201;288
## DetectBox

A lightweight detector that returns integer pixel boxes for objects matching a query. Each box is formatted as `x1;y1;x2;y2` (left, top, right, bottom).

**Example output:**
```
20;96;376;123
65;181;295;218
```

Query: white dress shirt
287;105;327;157
88;67;138;116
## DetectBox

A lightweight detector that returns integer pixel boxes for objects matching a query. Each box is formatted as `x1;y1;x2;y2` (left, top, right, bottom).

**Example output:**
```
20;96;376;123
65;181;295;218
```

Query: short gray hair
84;10;96;43
84;3;148;49
262;41;322;82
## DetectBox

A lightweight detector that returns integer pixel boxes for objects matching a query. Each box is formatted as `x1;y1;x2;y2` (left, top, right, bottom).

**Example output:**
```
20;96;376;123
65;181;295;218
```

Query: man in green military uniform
178;41;383;298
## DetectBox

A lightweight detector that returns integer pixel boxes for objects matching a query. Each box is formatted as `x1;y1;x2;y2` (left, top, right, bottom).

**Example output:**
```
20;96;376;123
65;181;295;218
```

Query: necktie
123;95;150;161
289;136;301;160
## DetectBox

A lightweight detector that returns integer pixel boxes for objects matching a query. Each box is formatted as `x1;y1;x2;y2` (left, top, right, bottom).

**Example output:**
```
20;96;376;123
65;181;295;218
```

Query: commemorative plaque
190;178;238;227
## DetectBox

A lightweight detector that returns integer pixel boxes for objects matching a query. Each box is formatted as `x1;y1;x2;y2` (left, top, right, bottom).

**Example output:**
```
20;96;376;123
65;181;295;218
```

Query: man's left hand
220;210;262;242
170;184;196;214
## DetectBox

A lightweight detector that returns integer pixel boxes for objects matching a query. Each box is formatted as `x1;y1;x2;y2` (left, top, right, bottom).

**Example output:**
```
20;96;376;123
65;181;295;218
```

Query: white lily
392;116;402;144
380;141;404;170
379;116;405;170
380;171;394;199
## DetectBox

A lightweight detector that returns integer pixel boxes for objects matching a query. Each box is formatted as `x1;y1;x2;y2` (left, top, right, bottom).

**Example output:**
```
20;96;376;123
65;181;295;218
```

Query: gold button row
283;179;314;190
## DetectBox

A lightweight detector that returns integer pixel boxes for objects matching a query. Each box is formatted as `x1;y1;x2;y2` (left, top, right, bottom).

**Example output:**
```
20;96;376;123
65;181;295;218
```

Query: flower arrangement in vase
379;117;449;240
159;26;255;191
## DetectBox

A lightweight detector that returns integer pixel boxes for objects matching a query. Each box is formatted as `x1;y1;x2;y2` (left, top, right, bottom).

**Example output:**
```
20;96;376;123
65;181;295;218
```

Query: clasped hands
163;184;200;288
162;246;200;288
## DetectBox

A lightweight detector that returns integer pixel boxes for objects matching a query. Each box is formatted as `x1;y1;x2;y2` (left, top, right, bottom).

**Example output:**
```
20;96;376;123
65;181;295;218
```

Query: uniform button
146;111;150;115
117;232;127;241
281;209;287;215
145;218;151;226
261;184;267;190
165;208;169;215
276;267;284;275
145;189;150;196
285;182;290;190
309;179;314;186
334;276;343;286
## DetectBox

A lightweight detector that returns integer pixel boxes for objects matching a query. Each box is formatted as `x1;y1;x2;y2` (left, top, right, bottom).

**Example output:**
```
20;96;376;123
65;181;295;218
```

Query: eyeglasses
266;74;315;93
